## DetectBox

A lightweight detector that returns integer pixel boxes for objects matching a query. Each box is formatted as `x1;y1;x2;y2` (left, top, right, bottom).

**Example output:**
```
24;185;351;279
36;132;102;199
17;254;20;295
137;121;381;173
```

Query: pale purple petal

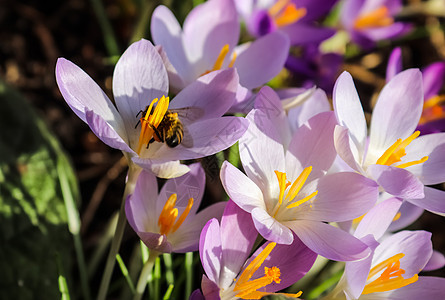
170;202;226;253
219;200;258;289
151;6;192;82
249;236;317;292
423;62;445;100
286;220;371;261
240;109;285;200
333;71;367;157
404;132;445;185
340;0;364;29
362;22;411;42
369;69;423;154
367;164;425;199
157;163;205;215
132;159;191;179
113;39;169;147
199;218;222;284
182;0;239;72
234;31;290;89
169;69;238;121
55;58;126;138
384;276;445;299
155;45;186;92
388;201;424;231
252;207;294;245
201;275;221;300
137;232;172;253
125;170;159;233
373;231;432;277
344;252;373;299
220;161;266;213
85;110;134;153
334;125;364;173
406;186;445;215
286;111;338;181
423;250;445;271
386;47;402;82
354;197;402;239
304;172;378;222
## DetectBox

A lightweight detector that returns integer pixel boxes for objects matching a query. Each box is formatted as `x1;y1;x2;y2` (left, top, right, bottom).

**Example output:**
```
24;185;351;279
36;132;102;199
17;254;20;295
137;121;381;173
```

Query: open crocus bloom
125;163;226;253
340;0;411;49
221;97;378;260
333;69;445;215
325;230;445;300
386;47;445;134
150;0;290;107
193;200;317;300
56;39;248;178
236;0;337;45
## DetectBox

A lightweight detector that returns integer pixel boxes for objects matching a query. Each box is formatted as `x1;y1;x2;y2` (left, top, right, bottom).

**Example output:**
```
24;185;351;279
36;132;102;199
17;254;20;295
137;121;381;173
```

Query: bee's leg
147;127;163;148
134;110;146;128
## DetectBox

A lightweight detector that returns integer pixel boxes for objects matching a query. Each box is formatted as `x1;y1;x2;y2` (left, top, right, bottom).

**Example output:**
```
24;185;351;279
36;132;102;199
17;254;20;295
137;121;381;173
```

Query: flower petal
199;218;222;284
423;62;445;100
132;159;191;179
406;186;445;215
306;172;378;222
252;207;294;245
388;201;425;231
234;31;290;89
386;47;402;82
219;200;258;289
220;161;266;212
281;23;335;45
287;220;371;261
137;232;172;253
113;39;169;148
333;71;367;157
334;125;364;173
85;110;134;153
367;164;425;199
369;69;423;155
155;45;186;92
384;276;445;299
423;250;445;271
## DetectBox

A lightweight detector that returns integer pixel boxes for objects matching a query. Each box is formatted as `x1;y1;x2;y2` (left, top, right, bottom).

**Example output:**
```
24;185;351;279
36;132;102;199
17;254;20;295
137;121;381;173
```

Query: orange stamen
268;0;306;27
157;194;194;236
419;95;445;125
354;6;394;30
201;44;237;76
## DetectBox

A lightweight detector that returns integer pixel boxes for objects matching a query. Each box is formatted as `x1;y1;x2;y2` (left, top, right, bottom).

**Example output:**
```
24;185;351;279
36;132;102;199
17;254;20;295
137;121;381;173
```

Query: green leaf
0;81;77;299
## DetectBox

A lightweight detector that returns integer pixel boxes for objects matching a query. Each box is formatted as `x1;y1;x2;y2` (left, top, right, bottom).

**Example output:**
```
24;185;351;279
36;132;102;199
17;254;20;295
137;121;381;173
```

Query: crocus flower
56;39;248;178
221;89;378;261
333;69;445;215
192;199;317;299
150;0;290;106
125;163;226;253
324;230;445;300
386;47;445;134
236;0;337;45
340;0;411;49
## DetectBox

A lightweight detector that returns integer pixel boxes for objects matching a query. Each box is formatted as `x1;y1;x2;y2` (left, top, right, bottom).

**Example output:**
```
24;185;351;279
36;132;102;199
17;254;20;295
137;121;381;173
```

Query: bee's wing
170;107;205;148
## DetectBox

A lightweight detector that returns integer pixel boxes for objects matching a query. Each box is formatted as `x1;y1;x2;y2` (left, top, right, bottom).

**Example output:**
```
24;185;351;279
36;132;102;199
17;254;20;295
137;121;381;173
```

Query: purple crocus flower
386;47;445;134
193;200;317;299
333;69;445;216
236;0;337;45
325;230;445;299
125;163;226;253
56;39;248;178
150;0;290;107
340;0;411;49
221;89;378;261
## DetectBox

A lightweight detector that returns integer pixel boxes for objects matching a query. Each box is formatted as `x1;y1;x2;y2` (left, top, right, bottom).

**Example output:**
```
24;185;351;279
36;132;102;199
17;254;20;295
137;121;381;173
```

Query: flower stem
97;165;141;300
134;250;161;300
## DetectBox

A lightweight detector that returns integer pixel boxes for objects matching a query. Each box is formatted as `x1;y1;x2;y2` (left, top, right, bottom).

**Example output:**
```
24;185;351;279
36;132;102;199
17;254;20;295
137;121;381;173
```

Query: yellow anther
201;45;237;76
268;0;306;27
285;166;312;202
136;96;170;154
393;212;401;221
228;52;237;68
419;95;445;125
286;190;318;209
171;198;194;233
157;194;194;236
376;131;428;168
275;171;290;205
354;6;394;30
363;253;418;294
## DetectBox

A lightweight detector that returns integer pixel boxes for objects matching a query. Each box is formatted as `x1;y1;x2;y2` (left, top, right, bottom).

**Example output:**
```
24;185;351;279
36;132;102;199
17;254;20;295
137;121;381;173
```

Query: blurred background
0;0;444;299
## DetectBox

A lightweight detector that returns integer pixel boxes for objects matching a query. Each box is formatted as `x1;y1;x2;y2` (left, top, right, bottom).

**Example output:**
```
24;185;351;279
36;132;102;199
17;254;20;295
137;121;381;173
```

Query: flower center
272;167;317;218
354;6;394;30
232;242;303;299
268;0;306;27
157;194;194;236
362;253;418;294
375;131;428;169
201;44;237;76
136;96;169;154
419;95;445;125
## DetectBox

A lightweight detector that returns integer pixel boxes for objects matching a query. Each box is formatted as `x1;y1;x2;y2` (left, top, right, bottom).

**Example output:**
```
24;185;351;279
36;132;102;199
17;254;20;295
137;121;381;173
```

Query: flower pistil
158;194;194;236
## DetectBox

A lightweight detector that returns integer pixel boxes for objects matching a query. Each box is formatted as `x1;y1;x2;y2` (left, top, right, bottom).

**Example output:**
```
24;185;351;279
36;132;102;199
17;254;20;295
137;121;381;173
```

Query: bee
135;105;204;148
151;110;183;148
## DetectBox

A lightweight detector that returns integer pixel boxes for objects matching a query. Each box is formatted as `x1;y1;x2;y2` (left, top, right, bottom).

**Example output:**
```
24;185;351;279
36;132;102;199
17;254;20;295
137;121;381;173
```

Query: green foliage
0;81;77;299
